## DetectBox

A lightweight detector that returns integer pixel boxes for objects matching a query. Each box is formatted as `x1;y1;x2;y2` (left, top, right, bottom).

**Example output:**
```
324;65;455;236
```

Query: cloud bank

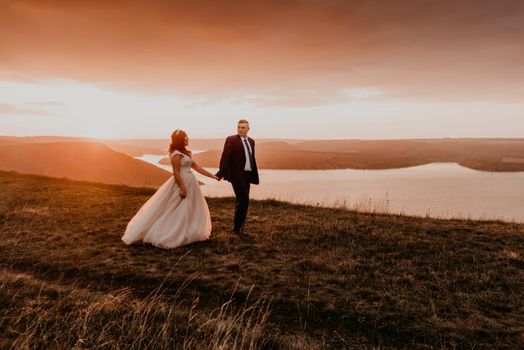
1;0;523;104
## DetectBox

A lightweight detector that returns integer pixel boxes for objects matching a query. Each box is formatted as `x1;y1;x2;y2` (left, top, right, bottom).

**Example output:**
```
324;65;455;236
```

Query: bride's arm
171;155;187;197
192;161;219;180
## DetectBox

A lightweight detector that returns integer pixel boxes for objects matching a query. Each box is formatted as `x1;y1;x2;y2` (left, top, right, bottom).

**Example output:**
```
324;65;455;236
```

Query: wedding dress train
122;150;211;248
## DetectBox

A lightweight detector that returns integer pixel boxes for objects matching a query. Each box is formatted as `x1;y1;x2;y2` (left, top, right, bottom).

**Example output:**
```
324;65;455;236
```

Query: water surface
136;154;524;222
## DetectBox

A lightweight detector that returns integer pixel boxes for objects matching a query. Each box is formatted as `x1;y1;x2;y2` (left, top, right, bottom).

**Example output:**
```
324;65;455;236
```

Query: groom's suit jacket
217;135;259;185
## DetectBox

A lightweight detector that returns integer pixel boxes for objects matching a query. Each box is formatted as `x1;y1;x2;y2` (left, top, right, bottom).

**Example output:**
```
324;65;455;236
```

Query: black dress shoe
232;229;249;236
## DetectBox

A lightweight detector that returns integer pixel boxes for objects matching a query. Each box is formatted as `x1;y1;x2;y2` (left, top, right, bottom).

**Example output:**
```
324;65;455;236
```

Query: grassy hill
0;142;170;187
1;170;523;349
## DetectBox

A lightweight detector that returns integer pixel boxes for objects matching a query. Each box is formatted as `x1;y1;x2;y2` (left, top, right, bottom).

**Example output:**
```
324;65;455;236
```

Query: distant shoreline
157;155;524;173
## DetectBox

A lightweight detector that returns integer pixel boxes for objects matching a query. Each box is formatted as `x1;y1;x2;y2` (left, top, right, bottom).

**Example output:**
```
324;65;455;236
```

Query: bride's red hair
168;129;190;156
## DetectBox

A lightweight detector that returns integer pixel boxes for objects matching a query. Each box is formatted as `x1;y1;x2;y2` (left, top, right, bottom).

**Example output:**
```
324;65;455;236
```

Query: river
136;154;524;222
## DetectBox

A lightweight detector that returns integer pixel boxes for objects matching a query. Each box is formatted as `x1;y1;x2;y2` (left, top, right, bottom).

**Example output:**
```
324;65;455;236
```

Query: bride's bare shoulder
169;150;184;159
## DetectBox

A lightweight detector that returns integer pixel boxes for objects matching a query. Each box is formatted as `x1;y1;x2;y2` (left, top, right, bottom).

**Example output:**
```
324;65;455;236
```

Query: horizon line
1;134;524;142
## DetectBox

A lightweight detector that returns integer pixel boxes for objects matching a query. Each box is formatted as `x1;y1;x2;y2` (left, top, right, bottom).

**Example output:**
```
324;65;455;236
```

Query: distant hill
158;141;426;170
112;138;307;155
294;138;524;171
295;138;524;154
0;142;170;187
0;136;305;157
3;136;524;171
180;138;524;171
115;138;223;153
0;136;165;157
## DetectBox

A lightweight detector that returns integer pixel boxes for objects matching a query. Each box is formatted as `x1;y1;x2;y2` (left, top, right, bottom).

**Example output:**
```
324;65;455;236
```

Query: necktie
243;139;254;166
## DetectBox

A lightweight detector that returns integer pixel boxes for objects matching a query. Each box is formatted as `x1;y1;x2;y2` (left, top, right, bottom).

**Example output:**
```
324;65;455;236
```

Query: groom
216;119;259;236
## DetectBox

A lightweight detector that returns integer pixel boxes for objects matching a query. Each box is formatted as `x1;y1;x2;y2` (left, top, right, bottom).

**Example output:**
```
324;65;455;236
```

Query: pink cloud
0;0;523;104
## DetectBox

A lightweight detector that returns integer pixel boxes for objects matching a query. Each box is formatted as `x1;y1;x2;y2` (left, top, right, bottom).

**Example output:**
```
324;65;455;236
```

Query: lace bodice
169;150;193;171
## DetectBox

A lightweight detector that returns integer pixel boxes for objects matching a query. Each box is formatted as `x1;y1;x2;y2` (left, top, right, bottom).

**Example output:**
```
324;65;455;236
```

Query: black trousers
231;172;251;232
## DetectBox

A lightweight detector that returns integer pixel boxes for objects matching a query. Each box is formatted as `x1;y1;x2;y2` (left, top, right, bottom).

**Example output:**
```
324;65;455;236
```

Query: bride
122;129;219;248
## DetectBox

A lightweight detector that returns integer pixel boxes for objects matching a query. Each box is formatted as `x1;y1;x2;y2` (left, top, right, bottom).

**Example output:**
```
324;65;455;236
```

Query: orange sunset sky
0;0;523;139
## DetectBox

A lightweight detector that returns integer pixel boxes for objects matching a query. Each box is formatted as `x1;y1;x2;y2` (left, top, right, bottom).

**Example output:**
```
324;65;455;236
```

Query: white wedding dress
122;150;212;248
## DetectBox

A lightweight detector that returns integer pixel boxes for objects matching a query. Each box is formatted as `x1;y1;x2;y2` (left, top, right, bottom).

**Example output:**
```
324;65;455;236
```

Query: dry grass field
1;170;523;349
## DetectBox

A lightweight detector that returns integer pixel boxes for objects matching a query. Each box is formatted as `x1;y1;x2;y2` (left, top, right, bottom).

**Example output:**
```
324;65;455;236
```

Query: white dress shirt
241;136;253;171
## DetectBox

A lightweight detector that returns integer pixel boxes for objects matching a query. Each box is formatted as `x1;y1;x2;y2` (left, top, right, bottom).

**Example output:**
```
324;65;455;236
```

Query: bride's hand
180;188;187;198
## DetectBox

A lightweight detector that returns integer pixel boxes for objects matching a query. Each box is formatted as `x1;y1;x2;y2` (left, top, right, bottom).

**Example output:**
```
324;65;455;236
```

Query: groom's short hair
238;119;249;125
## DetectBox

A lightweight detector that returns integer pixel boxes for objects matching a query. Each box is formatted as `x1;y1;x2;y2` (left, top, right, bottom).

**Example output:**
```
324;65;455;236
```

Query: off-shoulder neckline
170;150;191;158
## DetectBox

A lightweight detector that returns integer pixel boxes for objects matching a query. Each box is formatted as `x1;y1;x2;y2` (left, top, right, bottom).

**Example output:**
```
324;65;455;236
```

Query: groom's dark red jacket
216;135;259;185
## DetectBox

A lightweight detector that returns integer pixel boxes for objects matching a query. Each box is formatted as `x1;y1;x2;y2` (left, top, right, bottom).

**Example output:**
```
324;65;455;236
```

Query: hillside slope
0;142;170;187
1;171;523;349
